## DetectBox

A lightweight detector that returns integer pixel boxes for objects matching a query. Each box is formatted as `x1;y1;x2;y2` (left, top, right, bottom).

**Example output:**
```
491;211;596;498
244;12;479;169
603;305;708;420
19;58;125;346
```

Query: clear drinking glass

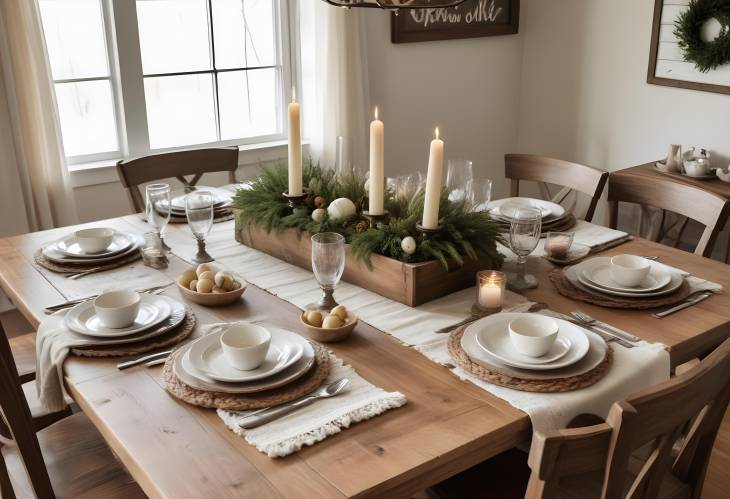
185;190;214;263
467;178;493;211
446;159;474;202
145;183;171;250
508;207;542;290
310;232;345;310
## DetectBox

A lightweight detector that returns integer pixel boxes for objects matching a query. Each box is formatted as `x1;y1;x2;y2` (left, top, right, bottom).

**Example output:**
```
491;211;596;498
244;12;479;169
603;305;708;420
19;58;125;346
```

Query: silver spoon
238;378;350;429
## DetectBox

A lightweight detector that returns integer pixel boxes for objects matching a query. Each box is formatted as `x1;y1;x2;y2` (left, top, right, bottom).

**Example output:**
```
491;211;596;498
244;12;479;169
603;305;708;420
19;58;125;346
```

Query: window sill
68;140;307;189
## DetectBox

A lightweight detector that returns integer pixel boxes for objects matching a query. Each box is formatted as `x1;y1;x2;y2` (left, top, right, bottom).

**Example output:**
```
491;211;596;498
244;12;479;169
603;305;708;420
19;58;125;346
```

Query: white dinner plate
467;313;590;370
581;262;671;293
461;320;608;379
187;328;304;382
64;294;172;338
175;328;316;393
43;233;142;264
55;231;133;258
570;257;683;298
488;197;566;221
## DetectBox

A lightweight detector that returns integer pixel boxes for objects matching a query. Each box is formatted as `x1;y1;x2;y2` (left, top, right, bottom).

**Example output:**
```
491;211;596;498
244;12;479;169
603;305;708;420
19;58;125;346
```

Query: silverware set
117;349;173;370
66;266;107;280
44;283;173;314
435;302;547;334
540;310;638;348
652;289;714;318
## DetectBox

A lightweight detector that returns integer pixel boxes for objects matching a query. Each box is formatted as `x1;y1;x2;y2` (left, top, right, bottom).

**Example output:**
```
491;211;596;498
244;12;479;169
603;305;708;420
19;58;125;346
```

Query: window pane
218;68;278;140
144;74;217;149
38;0;109;80
212;0;276;69
55;80;118;156
136;0;211;74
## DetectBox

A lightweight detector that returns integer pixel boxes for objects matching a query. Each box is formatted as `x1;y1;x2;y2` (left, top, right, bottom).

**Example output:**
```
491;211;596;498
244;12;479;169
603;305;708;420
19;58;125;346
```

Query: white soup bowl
75;228;114;253
93;291;141;329
609;254;650;287
508;315;559;358
220;322;271;371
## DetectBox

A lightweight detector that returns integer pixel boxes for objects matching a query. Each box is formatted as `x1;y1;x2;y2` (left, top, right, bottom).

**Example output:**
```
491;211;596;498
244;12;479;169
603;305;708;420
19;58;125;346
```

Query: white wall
362;8;526;199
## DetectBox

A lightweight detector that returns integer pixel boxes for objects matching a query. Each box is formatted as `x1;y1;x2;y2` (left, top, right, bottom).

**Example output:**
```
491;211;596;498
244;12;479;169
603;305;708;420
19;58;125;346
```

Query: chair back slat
0;323;55;498
505;154;609;222
608;173;730;257
116;147;239;212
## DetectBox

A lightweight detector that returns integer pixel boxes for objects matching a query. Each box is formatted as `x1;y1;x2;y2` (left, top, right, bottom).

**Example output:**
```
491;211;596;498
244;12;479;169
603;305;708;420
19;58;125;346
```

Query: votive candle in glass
476;270;506;313
545;232;575;260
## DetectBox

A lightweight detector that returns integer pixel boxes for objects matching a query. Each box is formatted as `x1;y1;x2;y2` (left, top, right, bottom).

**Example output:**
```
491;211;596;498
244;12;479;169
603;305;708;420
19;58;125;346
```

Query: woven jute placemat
71;309;196;357
447;326;612;393
549;268;691;309
161;344;330;410
34;248;142;274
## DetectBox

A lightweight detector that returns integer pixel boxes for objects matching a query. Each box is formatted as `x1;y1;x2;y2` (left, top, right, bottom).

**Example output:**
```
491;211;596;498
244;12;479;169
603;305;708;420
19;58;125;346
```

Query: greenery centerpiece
675;0;730;73
233;160;504;271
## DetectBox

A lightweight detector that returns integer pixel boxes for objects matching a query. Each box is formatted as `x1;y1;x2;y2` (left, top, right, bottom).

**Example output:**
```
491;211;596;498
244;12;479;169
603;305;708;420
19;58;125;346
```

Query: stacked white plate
488;197;566;224
461;313;607;376
565;257;683;298
42;230;143;265
173;327;316;393
159;187;234;220
64;295;187;346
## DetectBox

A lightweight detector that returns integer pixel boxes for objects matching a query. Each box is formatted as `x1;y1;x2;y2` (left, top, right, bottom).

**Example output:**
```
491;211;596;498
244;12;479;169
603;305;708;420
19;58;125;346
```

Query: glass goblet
446;159;474;202
185;191;214;263
309;232;346;310
508;207;542;290
145;183;171;250
467;178;493;212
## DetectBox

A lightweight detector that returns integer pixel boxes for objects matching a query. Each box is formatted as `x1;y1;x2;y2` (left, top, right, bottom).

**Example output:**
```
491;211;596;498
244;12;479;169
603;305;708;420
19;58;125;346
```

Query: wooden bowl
176;280;246;307
300;310;358;343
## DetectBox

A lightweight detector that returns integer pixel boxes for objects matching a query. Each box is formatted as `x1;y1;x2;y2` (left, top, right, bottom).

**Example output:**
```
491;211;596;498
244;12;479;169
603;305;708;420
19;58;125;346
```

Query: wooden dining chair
505;154;609;222
429;336;730;499
116;147;239;213
0;322;145;499
608;173;730;258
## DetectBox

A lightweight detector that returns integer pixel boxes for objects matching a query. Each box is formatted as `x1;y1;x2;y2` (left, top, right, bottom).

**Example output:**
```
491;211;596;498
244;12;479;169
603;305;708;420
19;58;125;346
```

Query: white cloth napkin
217;355;407;458
571;220;630;249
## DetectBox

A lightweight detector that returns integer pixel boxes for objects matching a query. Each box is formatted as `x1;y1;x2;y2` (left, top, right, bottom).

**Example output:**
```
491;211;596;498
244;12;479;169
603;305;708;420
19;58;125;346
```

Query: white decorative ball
401;236;417;255
327;198;357;222
311;208;327;223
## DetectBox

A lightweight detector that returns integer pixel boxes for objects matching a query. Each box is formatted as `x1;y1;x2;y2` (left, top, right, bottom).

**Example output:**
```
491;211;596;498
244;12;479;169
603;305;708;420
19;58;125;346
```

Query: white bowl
609;254;650;287
508;315;559;358
220;322;271;371
74;228;114;253
93;291;141;329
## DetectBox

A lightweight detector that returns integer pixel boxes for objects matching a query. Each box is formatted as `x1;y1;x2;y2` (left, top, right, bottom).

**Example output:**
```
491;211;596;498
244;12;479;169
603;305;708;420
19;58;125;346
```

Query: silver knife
540;311;634;348
652;291;713;319
117;350;172;370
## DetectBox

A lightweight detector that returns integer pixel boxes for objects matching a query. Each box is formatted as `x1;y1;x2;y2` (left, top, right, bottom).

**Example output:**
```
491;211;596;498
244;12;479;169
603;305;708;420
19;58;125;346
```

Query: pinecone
355;220;369;232
314;196;327;208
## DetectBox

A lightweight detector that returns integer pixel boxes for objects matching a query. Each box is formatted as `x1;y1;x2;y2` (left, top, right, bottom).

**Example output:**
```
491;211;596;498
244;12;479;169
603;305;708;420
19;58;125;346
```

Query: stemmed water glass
185;191;214;263
446;159;474;202
145;183;171;250
467;178;493;211
508;207;542;290
309;232;345;310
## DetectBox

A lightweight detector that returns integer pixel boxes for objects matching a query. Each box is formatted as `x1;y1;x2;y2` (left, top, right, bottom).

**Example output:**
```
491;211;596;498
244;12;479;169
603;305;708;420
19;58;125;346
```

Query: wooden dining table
1;214;730;498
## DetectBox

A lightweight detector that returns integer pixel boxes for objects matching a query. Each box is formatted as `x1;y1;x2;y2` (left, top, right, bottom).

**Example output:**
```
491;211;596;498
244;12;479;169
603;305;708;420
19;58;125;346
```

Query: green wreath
674;0;730;73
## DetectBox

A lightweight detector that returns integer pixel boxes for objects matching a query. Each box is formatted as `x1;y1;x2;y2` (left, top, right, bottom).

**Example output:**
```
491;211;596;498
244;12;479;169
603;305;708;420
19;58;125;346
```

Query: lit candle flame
374;106;379;120
434;127;440;140
292;87;297;102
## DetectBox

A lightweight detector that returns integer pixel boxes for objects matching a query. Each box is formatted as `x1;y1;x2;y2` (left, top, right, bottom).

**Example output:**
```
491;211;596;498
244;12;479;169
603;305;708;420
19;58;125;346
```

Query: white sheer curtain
299;0;370;172
0;0;78;235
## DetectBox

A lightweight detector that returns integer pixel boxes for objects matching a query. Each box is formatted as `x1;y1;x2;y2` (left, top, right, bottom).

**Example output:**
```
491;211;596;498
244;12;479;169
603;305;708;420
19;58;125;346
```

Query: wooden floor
1;308;728;498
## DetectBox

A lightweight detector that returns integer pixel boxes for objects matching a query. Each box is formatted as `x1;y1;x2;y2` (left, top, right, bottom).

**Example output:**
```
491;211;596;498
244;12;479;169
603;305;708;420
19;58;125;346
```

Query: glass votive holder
545;232;575;260
141;232;169;269
475;270;506;314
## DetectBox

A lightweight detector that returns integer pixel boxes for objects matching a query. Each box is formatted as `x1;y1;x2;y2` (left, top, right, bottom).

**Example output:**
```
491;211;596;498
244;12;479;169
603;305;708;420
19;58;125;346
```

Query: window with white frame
38;0;293;165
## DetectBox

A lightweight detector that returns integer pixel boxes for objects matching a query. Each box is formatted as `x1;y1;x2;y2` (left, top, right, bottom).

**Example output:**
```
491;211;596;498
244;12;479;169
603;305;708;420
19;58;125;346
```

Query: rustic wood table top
1;214;729;498
617;161;730;200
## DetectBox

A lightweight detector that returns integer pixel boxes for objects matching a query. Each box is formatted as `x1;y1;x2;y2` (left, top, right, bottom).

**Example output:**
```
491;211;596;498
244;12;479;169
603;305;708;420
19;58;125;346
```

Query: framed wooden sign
648;0;730;95
391;0;519;44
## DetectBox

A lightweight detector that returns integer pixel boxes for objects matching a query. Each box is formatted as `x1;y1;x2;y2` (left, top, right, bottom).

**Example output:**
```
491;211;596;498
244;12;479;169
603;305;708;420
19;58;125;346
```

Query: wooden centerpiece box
235;218;490;307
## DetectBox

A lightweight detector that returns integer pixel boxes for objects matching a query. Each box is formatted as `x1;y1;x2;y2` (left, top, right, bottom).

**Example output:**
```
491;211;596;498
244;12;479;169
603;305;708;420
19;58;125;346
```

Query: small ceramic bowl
176;280;246;307
93;290;141;329
219;322;271;371
300;310;358;343
508;315;559;358
75;228;114;253
609;254;650;287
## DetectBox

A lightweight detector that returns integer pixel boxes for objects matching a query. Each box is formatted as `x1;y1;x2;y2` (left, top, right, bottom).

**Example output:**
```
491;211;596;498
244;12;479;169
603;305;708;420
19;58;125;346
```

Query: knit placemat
34;248;142;274
549;268;691;309
71;309;196;357
161;344;331;410
447;326;612;393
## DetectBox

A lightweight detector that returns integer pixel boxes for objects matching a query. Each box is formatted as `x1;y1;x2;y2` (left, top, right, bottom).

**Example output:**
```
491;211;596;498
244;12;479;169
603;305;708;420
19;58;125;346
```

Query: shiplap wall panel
653;0;730;86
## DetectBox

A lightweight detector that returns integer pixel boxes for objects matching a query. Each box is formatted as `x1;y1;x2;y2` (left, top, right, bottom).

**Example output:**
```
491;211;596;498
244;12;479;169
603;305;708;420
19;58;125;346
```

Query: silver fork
66;266;106;280
570;311;640;343
540;310;635;348
44;283;173;313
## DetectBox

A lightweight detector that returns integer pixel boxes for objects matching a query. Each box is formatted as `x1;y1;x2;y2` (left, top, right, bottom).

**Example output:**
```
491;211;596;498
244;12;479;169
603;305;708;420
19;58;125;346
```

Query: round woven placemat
447;326;612;393
549;268;691;309
161;344;330;410
541;213;577;233
71;309;196;357
34;248;142;274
